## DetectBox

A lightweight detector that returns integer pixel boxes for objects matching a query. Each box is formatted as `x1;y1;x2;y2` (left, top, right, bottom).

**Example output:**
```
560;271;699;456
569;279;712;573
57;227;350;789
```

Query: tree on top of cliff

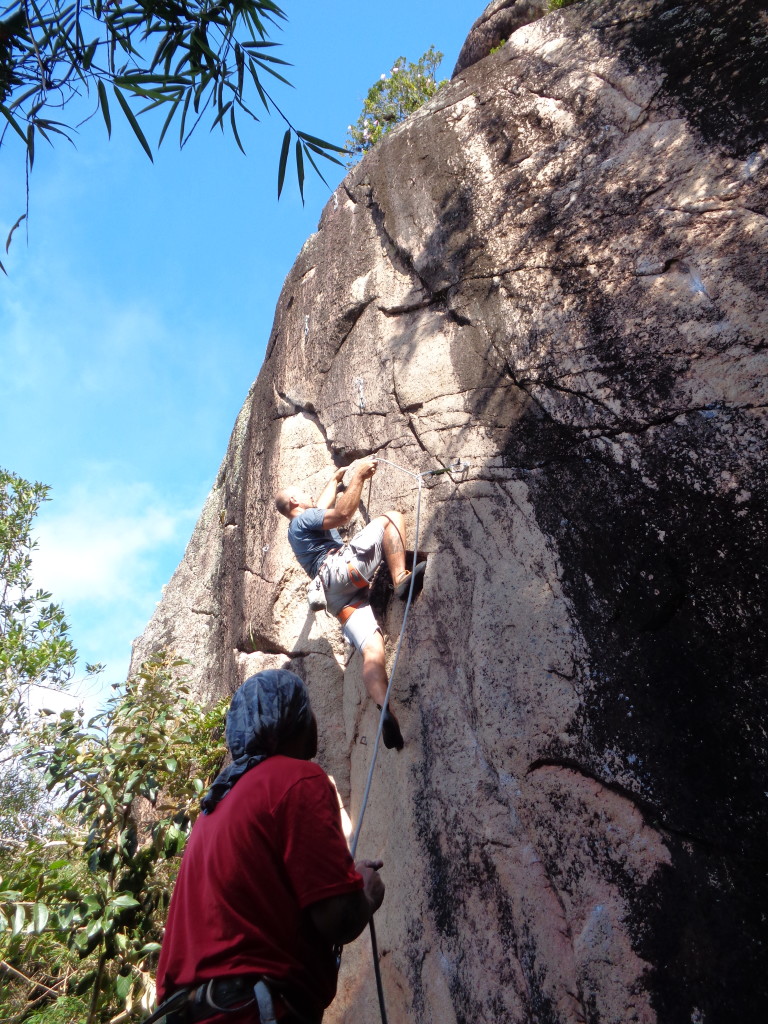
344;46;446;164
0;0;345;224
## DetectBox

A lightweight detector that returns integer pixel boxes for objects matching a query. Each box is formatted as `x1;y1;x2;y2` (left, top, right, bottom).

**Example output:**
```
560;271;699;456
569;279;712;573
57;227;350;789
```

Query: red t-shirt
156;756;362;1015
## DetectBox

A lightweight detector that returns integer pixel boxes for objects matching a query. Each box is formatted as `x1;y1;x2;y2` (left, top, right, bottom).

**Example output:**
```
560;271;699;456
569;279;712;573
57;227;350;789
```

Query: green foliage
546;0;583;11
345;47;446;164
0;652;228;1022
0;469;80;743
0;1;345;264
26;996;90;1023
0;763;53;848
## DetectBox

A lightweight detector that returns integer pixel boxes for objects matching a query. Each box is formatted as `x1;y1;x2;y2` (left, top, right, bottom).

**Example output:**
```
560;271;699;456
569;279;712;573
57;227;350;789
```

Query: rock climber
274;457;425;751
154;669;385;1024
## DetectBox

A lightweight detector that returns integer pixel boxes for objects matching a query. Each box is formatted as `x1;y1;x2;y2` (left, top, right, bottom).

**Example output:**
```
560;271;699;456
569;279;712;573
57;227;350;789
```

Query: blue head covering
200;669;312;814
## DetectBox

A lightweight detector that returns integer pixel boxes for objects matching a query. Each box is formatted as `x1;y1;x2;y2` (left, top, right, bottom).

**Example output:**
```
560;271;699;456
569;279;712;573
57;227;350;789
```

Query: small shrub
345;47;447;164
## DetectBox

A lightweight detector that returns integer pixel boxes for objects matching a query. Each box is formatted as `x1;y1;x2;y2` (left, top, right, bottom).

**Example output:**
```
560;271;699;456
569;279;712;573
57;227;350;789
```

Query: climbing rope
349;457;466;1024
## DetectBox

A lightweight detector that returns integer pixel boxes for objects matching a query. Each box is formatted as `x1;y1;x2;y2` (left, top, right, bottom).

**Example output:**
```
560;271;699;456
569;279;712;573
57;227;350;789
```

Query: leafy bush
345;47;446;163
0;653;227;1023
0;469;84;742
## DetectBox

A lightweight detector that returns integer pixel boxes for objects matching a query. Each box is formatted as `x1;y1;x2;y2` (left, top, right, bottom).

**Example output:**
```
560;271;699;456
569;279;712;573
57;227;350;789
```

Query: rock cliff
132;1;768;1021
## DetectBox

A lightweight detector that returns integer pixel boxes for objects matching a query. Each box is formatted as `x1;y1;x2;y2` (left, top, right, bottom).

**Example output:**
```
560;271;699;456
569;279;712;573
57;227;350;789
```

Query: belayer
275;458;425;751
153;670;385;1023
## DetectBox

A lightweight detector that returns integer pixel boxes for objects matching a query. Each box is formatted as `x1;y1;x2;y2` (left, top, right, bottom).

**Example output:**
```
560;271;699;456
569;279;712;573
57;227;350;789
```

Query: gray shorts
318;518;385;652
341;604;380;653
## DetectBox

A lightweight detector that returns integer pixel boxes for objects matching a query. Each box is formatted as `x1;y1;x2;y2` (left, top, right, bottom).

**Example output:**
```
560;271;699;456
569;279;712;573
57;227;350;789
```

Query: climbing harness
142;975;321;1024
349;456;467;1024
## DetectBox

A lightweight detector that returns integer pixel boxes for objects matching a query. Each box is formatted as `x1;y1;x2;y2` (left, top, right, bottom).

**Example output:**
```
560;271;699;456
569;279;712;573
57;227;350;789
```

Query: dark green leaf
115;973;133;1000
277;128;290;199
235;44;245;97
97;80;112;138
111;893;140;909
252;60;292;88
0;104;27;144
239;40;282;50
295;138;305;202
83;894;101;916
6;213;26;254
82;39;98;70
248;61;270;112
211;100;233;133
112;86;154;162
296;130;348;155
301;144;330;188
230;107;245;155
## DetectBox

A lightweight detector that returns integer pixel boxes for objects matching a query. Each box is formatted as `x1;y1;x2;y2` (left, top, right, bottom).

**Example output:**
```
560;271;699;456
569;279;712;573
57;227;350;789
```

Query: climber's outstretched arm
322;459;376;529
315;467;346;510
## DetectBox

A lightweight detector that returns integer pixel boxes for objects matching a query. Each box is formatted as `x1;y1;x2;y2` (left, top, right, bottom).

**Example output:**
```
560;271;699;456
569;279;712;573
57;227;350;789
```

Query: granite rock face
132;1;768;1021
452;0;549;77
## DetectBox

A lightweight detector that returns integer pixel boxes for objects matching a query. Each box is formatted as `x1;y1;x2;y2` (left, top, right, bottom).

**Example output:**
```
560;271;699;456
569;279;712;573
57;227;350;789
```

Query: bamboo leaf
211;100;233;132
249;61;270;112
158;97;181;148
0;105;27;144
113;86;154;162
277;128;290;199
239;40;282;50
230;107;245;155
252;60;292;88
295;137;305;203
97;80;112;138
9;85;39;112
235;44;244;97
301;144;330;189
296;130;347;154
179;88;193;146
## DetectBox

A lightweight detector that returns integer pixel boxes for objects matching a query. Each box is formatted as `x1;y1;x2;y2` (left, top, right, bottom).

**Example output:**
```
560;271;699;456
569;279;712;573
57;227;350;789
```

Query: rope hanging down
350;458;465;854
349;457;466;1024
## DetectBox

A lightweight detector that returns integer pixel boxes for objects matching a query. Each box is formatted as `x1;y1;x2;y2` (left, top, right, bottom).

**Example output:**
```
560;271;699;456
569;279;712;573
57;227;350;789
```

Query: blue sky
0;1;478;710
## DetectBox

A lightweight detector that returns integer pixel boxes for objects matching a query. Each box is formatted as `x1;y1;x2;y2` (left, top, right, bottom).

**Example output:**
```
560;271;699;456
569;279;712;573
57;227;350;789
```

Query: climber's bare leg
361;631;388;706
361;631;404;750
377;510;408;586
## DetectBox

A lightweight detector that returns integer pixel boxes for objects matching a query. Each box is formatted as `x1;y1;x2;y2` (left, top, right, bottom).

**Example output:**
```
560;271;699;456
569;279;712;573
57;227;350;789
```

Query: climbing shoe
378;706;404;751
394;561;426;599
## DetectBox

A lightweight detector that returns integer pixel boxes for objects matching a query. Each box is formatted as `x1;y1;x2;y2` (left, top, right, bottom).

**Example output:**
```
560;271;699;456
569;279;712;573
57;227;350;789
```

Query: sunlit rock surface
133;1;768;1021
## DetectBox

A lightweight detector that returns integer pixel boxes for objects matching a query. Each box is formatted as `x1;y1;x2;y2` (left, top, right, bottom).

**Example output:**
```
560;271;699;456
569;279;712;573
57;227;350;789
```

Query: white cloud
34;479;181;602
30;470;201;695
